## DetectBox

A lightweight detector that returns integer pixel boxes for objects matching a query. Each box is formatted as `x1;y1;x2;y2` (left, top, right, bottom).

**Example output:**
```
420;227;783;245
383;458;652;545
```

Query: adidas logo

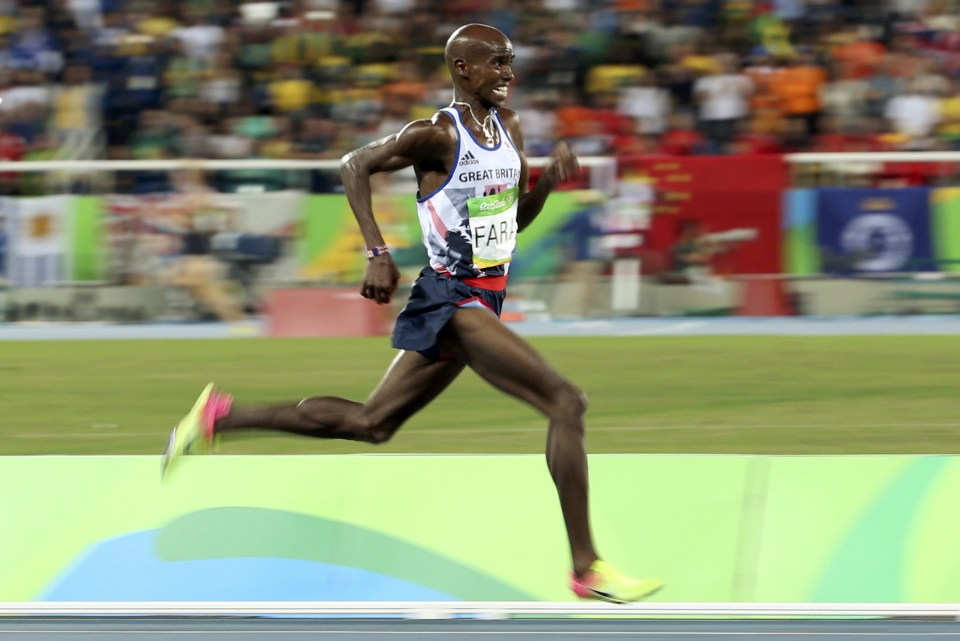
458;150;480;166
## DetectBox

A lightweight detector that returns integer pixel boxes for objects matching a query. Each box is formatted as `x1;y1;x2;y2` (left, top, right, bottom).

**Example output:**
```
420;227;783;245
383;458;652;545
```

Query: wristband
366;245;390;259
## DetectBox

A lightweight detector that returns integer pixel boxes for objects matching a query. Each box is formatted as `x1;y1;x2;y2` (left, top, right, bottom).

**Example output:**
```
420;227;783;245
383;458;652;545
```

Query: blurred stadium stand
2;0;960;179
2;0;960;326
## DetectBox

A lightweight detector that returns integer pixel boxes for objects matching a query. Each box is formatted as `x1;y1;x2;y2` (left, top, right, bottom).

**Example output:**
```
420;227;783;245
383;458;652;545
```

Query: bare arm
504;112;581;233
340;119;451;304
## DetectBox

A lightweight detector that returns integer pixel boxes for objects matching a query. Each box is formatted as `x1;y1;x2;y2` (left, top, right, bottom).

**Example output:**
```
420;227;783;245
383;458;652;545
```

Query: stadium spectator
829;24;886;80
555;87;610;155
770;48;827;147
292;116;340;193
200;50;244;119
669;217;730;291
656;110;708;155
936;75;960;149
693;52;754;153
50;63;105;160
1;69;52;120
616;69;671;136
884;76;942;149
17;133;58;196
206;118;254;160
162;165;246;321
730;114;786;154
819;58;870;136
267;64;317;124
9;6;63;74
169;10;224;66
0;120;27;164
747;1;794;59
741;47;783;139
657;42;699;114
162;38;205;110
515;90;558;157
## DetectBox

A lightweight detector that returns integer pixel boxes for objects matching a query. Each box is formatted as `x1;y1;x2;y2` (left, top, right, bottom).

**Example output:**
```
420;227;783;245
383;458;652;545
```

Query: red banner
621;154;789;275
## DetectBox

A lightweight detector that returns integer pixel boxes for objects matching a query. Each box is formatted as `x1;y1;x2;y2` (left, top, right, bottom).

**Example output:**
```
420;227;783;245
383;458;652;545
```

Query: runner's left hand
543;141;581;186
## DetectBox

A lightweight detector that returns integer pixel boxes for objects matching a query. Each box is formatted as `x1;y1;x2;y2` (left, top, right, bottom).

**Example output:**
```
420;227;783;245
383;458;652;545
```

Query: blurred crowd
1;0;960;195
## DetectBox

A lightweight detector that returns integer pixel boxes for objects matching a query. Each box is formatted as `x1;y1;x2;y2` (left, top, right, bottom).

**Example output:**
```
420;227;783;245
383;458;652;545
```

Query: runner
162;23;664;603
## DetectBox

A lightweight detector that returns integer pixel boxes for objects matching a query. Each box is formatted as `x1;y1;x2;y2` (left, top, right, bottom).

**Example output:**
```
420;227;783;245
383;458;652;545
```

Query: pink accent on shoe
570;570;597;598
202;389;233;441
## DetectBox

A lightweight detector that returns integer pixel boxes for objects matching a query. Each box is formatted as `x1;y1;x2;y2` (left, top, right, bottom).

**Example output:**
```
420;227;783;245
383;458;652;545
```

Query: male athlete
162;23;664;603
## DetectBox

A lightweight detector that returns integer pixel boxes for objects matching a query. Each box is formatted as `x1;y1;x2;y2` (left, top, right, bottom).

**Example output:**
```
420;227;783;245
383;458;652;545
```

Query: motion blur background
4;0;960;610
1;0;960;328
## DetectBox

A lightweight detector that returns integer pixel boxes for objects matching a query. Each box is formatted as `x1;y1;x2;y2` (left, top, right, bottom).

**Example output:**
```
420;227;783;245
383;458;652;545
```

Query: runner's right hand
361;254;401;304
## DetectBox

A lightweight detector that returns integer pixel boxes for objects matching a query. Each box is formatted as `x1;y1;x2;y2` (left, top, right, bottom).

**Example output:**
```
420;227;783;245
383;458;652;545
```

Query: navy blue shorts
392;267;506;360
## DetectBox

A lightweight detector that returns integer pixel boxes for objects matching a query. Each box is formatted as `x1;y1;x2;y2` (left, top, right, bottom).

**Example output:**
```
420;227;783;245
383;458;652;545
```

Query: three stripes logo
458;150;480;166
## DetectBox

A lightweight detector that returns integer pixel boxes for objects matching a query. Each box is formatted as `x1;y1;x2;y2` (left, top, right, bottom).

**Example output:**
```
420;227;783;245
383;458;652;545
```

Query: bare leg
440;308;599;576
216;350;465;444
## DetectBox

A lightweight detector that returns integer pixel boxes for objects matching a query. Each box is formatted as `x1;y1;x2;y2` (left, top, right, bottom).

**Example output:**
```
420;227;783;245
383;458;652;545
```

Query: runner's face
470;39;515;108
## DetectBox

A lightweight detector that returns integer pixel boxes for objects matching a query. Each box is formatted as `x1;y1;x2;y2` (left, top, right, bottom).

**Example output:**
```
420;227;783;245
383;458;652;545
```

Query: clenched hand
542;141;581;186
361;254;401;304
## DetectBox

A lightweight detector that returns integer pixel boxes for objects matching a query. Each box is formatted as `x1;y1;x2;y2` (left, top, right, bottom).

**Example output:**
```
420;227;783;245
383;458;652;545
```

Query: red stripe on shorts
462;274;508;291
456;296;495;311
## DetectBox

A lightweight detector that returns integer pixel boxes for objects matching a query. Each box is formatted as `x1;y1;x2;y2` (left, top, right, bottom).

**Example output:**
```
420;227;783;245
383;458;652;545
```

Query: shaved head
444;23;511;74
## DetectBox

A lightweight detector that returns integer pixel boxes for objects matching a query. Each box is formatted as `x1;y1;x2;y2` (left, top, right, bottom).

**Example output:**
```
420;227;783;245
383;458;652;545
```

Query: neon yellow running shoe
570;560;664;603
160;383;232;480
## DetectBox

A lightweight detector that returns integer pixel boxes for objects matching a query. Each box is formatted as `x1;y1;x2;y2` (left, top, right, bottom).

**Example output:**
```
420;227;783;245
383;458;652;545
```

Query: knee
365;425;395;444
356;413;400;444
550;381;588;421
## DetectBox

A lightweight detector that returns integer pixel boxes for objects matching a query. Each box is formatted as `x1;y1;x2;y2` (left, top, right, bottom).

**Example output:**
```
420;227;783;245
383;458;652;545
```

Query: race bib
467;186;519;269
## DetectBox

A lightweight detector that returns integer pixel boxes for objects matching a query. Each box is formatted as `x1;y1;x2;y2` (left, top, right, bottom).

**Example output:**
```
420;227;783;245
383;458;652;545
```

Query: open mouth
493;86;509;99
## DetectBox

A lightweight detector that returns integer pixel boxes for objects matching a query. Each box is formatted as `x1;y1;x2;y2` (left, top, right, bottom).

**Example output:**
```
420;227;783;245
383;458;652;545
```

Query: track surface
2;618;960;640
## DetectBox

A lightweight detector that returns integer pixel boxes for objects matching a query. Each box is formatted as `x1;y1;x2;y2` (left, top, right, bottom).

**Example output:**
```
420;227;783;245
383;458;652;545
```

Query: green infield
1;335;958;456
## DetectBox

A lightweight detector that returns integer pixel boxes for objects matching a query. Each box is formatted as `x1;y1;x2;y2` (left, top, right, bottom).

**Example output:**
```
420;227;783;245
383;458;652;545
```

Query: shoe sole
577;580;665;604
160;427;178;480
160;383;215;480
